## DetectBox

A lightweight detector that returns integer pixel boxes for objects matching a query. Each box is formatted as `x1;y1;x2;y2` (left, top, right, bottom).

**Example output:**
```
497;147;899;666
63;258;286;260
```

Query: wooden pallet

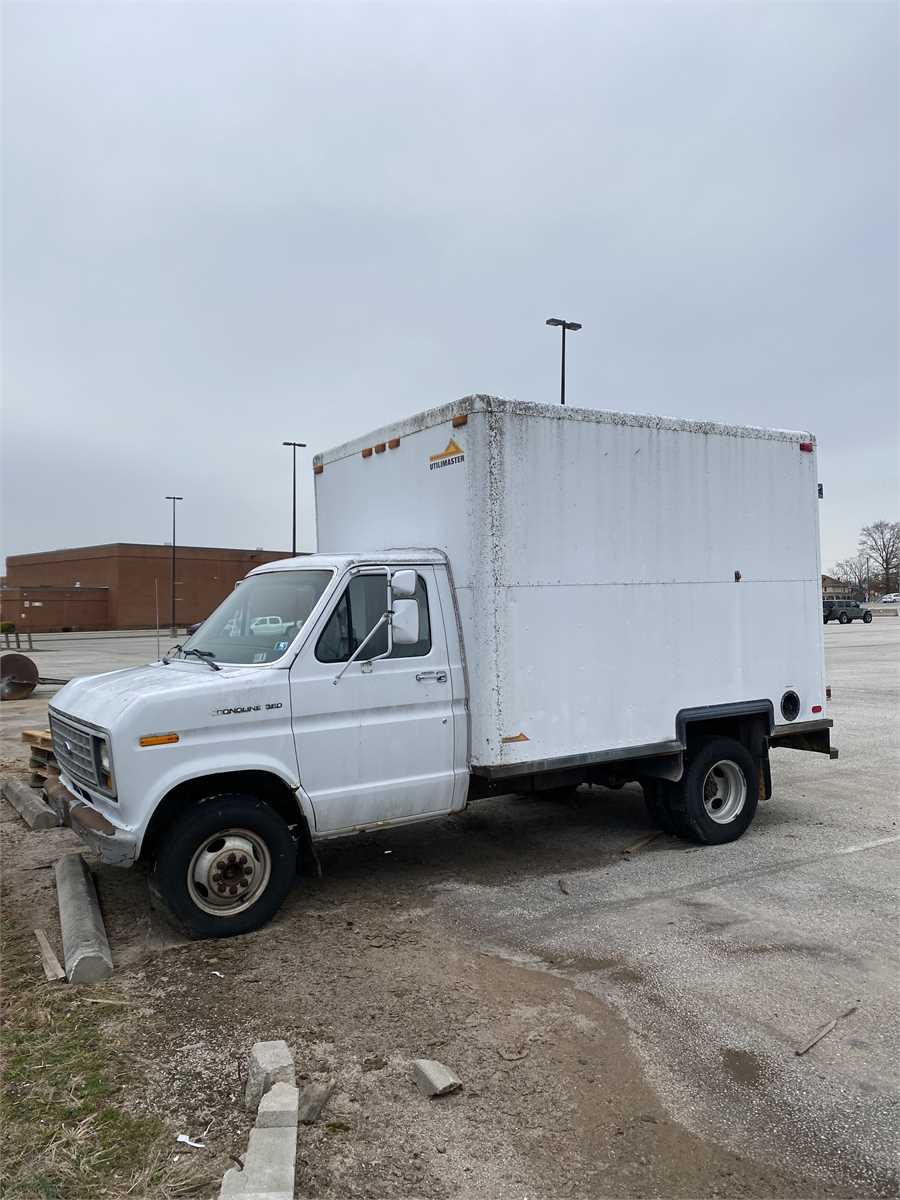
22;729;53;751
22;730;57;789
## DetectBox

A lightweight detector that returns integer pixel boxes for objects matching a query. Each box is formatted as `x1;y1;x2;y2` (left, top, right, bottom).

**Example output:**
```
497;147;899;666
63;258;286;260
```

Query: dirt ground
0;770;857;1200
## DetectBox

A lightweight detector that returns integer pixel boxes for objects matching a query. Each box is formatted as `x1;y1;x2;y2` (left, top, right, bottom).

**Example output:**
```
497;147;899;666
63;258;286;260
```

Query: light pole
282;441;307;556
165;495;183;635
545;317;582;406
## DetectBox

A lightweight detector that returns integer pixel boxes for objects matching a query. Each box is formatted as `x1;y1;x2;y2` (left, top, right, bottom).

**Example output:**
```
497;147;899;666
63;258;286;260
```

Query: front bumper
45;777;139;867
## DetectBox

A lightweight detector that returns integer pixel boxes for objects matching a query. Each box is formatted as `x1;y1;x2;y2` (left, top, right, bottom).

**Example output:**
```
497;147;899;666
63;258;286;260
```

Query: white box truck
48;396;834;937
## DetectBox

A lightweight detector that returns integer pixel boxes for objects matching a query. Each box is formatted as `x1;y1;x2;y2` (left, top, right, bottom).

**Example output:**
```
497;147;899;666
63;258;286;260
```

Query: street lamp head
282;441;307;448
546;318;582;331
165;495;183;501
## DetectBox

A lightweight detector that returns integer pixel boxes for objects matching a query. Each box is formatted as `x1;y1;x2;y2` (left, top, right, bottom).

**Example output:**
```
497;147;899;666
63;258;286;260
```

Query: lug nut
244;865;253;876
227;853;236;864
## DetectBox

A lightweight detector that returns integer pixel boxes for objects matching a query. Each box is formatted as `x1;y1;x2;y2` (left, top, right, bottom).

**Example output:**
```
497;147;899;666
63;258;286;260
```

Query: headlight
94;736;115;796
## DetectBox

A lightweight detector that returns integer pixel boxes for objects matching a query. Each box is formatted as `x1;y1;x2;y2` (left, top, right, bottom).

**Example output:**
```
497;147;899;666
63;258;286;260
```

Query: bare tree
858;521;900;592
830;555;868;596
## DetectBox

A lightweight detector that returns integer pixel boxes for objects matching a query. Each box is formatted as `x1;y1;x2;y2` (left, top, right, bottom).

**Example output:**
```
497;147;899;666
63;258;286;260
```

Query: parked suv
823;599;872;625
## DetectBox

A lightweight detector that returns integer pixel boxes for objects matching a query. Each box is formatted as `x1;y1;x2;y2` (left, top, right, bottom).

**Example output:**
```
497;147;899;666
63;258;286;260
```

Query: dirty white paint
316;396;825;770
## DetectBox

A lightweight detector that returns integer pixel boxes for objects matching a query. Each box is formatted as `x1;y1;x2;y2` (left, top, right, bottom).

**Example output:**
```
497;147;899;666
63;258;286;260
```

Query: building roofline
6;543;292;565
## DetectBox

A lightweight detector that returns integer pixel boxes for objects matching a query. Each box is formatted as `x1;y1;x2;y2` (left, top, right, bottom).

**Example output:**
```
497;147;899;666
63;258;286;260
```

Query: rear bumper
45;776;139;866
768;718;837;758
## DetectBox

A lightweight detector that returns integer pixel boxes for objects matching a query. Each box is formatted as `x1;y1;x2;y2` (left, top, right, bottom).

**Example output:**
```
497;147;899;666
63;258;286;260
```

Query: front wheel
667;737;759;845
838;611;850;624
863;610;873;624
149;793;297;938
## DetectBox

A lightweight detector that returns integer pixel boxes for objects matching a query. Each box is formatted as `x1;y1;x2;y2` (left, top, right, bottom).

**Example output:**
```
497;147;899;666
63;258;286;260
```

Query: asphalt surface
429;621;900;1194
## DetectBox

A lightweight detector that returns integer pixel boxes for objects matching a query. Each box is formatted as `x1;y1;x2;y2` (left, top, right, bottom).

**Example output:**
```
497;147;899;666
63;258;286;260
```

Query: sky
1;1;897;573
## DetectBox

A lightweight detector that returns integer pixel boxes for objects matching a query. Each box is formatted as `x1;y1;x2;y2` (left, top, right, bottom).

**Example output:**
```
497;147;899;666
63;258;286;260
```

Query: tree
858;521;900;593
830;555;868;596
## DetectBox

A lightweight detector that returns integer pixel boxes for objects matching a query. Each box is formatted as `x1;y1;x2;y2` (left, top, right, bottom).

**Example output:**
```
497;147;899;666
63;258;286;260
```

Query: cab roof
247;549;448;577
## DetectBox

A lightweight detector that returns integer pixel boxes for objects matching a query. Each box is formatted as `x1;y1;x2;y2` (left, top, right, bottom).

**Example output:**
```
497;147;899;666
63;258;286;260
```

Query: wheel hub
702;760;747;824
187;829;271;916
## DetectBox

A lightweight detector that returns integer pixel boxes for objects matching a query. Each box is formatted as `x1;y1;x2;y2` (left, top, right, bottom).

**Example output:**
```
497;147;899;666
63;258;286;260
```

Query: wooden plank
22;729;53;750
34;929;66;981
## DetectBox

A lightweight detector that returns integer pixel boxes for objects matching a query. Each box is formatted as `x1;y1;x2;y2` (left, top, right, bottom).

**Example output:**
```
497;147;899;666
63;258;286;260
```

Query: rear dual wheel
642;737;759;845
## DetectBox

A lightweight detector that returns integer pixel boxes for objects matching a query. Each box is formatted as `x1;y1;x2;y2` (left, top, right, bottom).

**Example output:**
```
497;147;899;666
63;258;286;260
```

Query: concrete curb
2;777;61;830
54;853;113;983
220;1045;299;1199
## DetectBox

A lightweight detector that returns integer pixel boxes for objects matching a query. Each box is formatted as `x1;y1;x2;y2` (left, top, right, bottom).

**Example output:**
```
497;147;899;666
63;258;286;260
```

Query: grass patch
1;894;213;1199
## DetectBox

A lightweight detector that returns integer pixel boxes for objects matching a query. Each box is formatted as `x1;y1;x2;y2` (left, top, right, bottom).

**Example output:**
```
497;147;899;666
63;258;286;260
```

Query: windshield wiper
181;647;221;671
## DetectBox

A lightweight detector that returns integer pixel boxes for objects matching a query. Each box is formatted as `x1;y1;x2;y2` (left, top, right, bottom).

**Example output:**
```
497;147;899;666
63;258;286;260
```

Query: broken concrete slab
219;1125;298;1198
255;1082;299;1129
244;1040;295;1110
413;1058;462;1097
54;853;113;983
297;1081;333;1125
3;778;61;830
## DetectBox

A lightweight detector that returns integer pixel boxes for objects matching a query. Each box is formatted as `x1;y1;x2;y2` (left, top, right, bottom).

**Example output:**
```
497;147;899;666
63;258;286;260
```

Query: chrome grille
50;712;100;790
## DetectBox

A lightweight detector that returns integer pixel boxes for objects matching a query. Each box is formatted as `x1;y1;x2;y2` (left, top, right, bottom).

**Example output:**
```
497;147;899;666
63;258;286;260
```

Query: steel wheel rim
702;760;747;824
187;827;272;916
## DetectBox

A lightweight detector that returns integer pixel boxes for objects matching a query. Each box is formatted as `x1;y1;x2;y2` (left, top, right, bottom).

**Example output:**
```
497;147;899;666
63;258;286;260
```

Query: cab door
289;566;455;833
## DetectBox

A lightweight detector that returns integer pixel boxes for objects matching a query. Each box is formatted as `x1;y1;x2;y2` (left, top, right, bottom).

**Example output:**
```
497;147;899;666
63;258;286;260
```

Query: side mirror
392;599;420;645
391;569;417;600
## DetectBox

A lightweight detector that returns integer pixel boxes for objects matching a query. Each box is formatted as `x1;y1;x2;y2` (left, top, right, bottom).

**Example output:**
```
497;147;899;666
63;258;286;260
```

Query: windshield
179;570;333;665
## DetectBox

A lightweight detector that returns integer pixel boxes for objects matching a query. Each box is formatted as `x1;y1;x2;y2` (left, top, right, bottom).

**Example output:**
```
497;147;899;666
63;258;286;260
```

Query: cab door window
316;573;432;663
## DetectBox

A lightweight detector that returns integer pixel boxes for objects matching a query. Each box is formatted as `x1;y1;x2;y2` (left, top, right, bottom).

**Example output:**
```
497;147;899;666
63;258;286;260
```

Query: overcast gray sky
2;1;897;572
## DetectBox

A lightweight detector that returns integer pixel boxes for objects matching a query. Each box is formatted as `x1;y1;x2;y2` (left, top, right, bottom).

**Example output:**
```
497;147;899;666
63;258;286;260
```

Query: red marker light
799;441;813;452
811;704;823;714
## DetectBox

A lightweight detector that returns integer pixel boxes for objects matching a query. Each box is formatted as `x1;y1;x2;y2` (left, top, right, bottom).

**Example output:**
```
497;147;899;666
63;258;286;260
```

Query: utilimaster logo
429;438;465;471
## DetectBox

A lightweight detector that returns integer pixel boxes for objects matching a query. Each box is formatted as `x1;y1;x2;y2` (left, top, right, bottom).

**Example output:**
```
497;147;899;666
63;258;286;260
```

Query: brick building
1;543;291;632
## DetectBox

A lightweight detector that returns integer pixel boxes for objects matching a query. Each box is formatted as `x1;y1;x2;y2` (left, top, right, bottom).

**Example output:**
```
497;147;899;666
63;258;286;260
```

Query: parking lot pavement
428;622;900;1194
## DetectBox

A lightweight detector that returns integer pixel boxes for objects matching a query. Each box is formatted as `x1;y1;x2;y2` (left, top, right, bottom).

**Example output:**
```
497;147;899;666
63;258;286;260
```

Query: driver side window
316;573;431;663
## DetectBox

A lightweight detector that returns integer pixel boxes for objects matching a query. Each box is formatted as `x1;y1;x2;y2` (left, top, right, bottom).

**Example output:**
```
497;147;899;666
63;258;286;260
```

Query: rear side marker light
361;447;373;459
388;437;400;449
799;442;813;452
313;464;323;475
140;733;179;747
452;414;468;428
811;705;823;714
826;686;832;700
374;442;386;453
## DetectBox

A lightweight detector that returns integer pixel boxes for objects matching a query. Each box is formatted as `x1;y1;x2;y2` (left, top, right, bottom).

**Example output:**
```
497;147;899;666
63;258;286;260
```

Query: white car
250;614;293;636
880;594;898;604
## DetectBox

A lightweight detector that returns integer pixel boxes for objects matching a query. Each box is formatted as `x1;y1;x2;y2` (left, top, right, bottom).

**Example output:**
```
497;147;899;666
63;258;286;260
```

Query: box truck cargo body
316;395;827;777
48;395;833;938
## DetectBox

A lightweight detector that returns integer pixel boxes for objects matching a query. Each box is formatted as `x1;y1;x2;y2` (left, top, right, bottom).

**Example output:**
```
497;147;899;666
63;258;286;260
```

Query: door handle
416;670;448;683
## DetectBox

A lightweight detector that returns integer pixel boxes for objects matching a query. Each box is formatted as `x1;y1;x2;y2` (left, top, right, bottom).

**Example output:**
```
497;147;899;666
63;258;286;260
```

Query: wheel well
680;711;772;799
139;771;307;863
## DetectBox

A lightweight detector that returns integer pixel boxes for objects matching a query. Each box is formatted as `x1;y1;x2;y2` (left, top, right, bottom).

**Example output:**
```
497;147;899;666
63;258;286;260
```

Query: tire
642;778;682;835
838;611;850;624
667;736;759;845
149;793;297;938
863;611;873;624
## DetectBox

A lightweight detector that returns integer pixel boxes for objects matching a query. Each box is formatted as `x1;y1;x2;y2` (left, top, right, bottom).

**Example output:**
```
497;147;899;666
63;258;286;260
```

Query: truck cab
50;552;468;937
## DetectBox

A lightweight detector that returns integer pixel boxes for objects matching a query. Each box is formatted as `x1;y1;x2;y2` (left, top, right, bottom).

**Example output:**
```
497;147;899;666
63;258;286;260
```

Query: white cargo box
315;395;825;773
